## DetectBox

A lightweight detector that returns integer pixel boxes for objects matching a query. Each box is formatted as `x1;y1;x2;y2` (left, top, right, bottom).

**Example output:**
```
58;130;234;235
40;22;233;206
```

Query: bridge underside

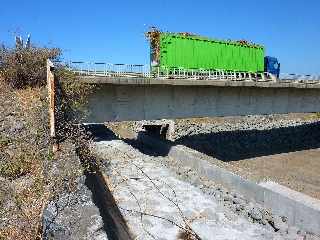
83;84;320;122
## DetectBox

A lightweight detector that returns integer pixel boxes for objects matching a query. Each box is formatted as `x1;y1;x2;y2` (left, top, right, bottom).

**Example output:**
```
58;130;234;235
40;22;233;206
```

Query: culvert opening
143;124;170;140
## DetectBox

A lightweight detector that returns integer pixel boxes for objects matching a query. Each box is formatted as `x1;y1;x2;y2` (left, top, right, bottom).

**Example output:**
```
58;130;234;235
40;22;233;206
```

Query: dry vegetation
0;45;61;88
0;80;50;239
145;27;161;64
0;42;95;239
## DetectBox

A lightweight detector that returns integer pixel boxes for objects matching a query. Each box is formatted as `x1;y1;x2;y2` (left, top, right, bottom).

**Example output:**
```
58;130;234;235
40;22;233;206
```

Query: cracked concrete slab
93;140;280;240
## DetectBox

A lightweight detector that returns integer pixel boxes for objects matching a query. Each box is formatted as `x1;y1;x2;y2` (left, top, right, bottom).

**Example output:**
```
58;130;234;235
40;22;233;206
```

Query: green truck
147;29;280;77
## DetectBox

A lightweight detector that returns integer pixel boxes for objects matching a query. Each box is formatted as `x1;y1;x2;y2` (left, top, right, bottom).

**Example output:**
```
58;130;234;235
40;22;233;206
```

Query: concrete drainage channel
42;126;320;240
93;139;277;239
136;132;320;239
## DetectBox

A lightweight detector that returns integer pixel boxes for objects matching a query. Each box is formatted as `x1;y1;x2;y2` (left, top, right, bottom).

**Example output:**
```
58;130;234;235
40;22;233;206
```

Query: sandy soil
230;148;320;200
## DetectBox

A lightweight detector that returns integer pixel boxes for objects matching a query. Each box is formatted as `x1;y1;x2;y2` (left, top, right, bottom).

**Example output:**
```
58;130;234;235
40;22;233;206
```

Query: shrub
55;68;98;122
0;44;61;88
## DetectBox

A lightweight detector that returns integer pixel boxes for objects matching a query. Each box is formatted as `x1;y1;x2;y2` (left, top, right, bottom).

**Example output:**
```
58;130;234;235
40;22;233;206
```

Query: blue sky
1;0;319;74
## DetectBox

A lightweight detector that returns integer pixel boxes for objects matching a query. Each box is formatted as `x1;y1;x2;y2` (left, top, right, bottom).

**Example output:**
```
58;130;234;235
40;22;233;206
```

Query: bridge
45;61;320;238
50;61;320;123
62;61;320;123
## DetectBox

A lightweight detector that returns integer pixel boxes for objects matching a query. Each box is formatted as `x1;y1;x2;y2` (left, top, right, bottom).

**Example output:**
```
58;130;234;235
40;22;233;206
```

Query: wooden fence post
47;59;59;152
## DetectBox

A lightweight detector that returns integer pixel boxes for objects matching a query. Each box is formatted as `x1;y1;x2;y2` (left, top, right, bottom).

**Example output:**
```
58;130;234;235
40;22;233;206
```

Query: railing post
47;59;59;153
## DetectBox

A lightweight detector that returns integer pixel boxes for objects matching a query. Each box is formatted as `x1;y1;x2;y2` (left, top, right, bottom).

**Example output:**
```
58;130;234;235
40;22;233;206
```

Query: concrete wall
84;85;320;122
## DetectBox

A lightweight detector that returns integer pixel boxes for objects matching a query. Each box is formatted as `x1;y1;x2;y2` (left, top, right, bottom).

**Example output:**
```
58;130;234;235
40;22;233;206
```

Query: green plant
56;69;97;117
0;151;33;180
0;136;12;148
47;150;55;161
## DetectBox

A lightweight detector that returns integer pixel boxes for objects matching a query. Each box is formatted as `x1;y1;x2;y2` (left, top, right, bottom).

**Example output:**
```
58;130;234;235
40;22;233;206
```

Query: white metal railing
69;61;150;78
279;73;320;83
67;61;320;84
150;66;277;82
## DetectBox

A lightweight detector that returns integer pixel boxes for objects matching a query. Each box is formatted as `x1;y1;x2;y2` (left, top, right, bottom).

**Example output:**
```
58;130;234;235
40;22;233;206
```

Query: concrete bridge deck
77;76;320;123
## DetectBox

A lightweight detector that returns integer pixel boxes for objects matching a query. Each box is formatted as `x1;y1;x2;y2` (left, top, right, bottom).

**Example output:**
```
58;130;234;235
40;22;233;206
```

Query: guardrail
150;67;277;82
279;73;320;82
66;61;320;83
68;61;150;78
68;61;278;82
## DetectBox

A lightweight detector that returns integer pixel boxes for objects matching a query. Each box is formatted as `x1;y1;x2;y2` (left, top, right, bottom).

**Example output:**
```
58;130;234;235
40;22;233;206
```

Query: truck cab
264;56;280;78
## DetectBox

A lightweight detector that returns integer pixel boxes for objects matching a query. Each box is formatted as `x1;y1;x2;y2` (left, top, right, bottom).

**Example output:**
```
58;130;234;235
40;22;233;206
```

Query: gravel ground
93;139;311;240
172;114;318;140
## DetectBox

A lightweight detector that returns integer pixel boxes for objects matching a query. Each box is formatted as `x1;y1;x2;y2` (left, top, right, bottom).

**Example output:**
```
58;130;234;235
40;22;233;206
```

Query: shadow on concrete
83;124;119;142
120;121;320;162
123;135;172;157
84;172;133;240
85;121;320;162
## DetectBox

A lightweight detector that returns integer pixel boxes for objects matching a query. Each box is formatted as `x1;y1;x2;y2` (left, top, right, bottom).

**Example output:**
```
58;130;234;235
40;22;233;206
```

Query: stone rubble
42;176;109;240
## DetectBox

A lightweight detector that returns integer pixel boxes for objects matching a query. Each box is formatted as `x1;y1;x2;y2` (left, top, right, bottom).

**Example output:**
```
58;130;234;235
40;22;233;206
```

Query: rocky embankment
0;82;108;240
172;115;320;161
42;175;110;240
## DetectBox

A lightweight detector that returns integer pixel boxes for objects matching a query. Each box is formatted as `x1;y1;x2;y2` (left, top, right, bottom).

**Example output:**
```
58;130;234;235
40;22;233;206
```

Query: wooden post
47;59;59;152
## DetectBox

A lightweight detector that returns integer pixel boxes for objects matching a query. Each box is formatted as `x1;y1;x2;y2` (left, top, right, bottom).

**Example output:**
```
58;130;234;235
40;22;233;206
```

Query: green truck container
150;32;265;73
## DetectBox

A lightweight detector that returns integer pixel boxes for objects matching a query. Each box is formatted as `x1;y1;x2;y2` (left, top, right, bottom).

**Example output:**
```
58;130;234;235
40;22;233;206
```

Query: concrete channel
93;139;278;239
42;123;320;239
85;124;319;240
137;132;320;237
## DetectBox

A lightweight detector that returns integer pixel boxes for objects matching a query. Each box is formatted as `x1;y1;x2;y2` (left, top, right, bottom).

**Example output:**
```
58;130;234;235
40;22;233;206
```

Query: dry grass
0;43;97;239
0;81;49;239
0;45;60;88
145;27;161;64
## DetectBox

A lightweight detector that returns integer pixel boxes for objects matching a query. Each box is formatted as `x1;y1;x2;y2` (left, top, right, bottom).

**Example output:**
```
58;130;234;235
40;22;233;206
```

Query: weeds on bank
0;154;31;180
0;136;12;148
0;40;93;239
303;112;320;121
0;36;101;239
